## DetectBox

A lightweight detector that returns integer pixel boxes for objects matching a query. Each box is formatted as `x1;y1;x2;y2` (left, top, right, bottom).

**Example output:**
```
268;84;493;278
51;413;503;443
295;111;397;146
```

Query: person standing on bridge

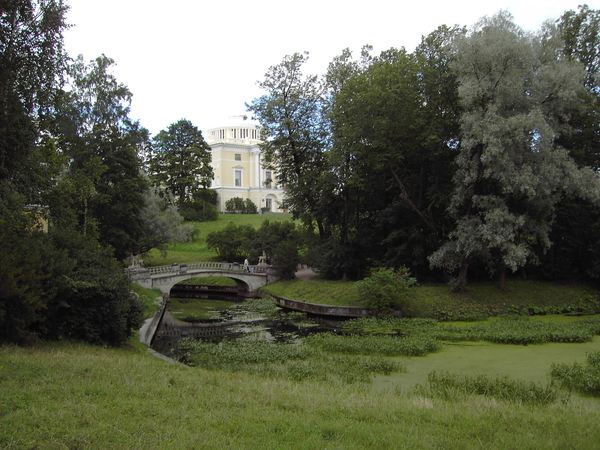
244;258;249;273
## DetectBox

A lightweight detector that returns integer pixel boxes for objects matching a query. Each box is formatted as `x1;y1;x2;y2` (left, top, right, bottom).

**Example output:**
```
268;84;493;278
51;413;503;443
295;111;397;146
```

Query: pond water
373;337;600;393
157;295;600;403
168;296;346;333
151;295;346;357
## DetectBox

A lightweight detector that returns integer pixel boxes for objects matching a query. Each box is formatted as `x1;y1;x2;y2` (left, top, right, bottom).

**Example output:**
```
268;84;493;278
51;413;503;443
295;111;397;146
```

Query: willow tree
429;12;600;288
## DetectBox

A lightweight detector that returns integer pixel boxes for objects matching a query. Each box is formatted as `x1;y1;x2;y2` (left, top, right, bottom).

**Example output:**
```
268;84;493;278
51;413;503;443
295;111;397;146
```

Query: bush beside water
435;317;600;345
178;337;402;384
305;333;441;357
551;351;600;397
416;371;562;405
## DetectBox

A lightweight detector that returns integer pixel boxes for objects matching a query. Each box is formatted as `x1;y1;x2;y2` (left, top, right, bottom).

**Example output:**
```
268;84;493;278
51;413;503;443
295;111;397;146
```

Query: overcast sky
63;0;599;136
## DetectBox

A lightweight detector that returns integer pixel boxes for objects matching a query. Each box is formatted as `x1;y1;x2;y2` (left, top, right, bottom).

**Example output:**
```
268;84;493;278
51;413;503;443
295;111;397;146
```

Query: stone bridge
127;261;276;297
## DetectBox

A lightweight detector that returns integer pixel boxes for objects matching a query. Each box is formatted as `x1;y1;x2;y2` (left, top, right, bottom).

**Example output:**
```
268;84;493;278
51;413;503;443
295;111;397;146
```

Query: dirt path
295;267;318;282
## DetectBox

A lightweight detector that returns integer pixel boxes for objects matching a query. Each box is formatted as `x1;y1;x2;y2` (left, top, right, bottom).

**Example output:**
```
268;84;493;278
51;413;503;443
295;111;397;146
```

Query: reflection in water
152;295;346;357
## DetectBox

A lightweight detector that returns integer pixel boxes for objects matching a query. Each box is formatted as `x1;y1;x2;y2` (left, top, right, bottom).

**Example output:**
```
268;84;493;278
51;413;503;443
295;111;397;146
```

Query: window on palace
235;154;241;161
265;170;272;189
235;170;242;186
265;198;272;211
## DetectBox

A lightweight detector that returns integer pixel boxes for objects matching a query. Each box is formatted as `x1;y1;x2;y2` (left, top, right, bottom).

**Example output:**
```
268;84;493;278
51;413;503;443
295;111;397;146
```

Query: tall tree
54;54;149;260
538;6;600;280
554;4;600;170
149;118;213;210
327;35;461;278
429;12;600;288
0;0;68;193
558;4;600;91
0;0;69;343
0;4;147;345
247;52;330;236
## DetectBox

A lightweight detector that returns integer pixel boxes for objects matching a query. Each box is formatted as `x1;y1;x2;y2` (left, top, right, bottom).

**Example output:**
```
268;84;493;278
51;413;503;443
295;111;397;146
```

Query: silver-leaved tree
429;12;600;289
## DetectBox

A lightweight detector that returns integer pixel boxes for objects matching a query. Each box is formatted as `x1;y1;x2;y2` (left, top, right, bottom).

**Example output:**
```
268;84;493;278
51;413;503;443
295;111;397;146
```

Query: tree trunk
459;260;468;281
0;7;18;173
498;267;506;290
82;200;88;236
389;167;439;243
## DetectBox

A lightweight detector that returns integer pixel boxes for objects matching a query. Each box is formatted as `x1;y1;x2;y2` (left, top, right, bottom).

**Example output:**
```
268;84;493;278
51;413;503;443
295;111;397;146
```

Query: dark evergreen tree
149;119;213;210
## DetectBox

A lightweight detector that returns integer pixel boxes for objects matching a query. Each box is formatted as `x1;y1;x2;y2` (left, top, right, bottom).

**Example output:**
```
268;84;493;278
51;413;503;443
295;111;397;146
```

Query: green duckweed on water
171;298;600;399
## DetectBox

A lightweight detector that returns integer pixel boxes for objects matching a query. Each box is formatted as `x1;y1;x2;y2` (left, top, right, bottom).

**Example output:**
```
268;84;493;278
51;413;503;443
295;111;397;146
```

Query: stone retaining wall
140;294;168;345
272;295;402;318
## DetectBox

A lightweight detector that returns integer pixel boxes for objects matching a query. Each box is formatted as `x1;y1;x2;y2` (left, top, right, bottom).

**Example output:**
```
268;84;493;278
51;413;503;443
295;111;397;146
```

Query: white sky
64;0;599;137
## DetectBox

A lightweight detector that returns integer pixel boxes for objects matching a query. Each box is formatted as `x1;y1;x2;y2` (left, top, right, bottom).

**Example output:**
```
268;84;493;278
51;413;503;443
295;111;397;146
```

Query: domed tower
206;115;285;213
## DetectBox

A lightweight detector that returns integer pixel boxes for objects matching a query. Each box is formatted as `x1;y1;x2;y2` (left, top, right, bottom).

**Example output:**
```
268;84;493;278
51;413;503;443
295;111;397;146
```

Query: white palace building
205;115;286;213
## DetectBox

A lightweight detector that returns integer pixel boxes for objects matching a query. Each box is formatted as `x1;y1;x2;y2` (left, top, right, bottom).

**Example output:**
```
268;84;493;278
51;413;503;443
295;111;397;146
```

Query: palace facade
205;115;286;213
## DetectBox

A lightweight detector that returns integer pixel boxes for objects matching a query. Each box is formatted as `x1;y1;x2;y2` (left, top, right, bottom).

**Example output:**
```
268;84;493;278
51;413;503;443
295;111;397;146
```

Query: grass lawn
2;341;600;450
143;213;293;266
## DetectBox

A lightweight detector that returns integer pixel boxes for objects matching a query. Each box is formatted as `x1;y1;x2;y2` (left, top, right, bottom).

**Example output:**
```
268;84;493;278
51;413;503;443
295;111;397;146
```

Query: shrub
42;232;144;346
206;222;256;261
1;225;144;346
225;197;245;213
272;241;300;280
224;198;258;214
0;226;71;344
355;267;415;314
448;276;467;293
551;351;600;397
305;235;363;280
249;220;299;263
180;200;218;222
243;198;258;214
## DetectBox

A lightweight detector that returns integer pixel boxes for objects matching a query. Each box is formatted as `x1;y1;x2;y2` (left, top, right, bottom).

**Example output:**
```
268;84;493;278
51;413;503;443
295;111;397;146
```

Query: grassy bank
261;278;600;319
143;213;292;266
2;341;600;450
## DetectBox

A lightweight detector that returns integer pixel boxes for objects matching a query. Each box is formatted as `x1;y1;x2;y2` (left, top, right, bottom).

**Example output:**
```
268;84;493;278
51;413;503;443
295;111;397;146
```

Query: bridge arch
128;262;275;297
171;272;251;294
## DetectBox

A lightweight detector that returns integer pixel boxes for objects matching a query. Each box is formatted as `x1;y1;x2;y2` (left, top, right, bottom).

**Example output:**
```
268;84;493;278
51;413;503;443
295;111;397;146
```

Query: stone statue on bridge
258;251;267;265
128;254;144;269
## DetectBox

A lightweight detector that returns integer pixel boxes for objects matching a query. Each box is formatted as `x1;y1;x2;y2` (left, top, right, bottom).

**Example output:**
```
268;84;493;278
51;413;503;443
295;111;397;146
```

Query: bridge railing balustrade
147;265;174;276
145;261;269;276
187;261;223;271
